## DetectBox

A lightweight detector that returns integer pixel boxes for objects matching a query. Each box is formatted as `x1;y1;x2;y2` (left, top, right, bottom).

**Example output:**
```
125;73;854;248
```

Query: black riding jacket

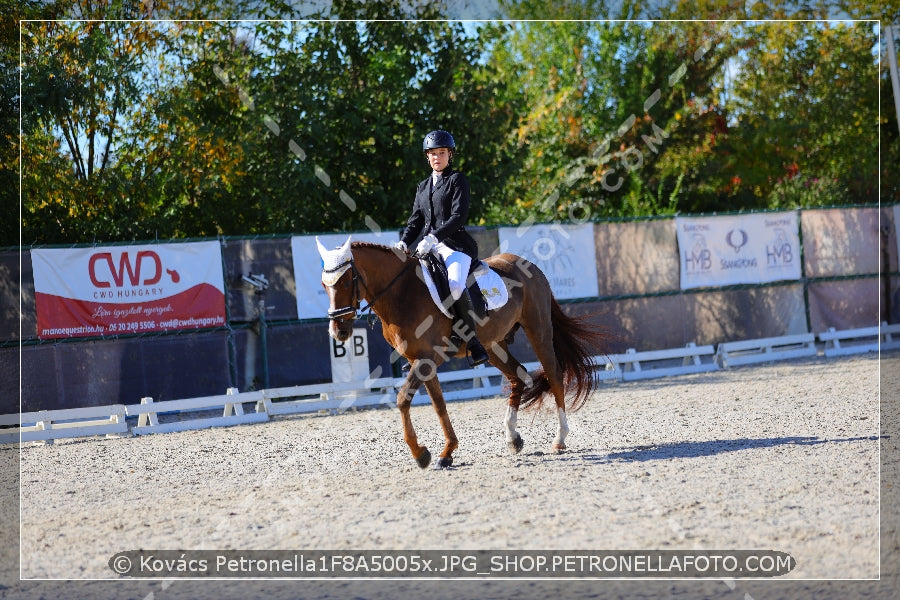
399;168;478;260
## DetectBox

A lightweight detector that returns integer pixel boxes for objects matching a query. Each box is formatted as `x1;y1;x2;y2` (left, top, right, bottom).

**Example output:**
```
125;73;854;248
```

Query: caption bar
110;549;795;578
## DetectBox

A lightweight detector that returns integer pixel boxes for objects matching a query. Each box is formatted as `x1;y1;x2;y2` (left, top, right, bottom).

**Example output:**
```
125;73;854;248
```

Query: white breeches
434;242;472;300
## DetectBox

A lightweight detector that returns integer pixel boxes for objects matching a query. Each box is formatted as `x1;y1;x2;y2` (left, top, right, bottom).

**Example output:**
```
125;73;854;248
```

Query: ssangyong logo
721;228;757;270
725;229;748;253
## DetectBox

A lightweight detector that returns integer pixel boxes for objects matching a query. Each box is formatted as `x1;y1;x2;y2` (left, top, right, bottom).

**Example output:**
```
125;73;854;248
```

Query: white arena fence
3;324;898;445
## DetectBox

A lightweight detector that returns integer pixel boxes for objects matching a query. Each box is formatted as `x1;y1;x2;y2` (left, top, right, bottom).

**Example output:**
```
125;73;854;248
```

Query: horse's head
316;235;357;342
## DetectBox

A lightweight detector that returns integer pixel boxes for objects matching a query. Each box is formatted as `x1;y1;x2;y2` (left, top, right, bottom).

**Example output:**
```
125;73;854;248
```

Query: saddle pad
419;259;509;319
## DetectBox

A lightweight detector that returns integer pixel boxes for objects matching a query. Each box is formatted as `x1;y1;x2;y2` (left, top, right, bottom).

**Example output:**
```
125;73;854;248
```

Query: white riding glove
392;240;408;253
415;233;438;256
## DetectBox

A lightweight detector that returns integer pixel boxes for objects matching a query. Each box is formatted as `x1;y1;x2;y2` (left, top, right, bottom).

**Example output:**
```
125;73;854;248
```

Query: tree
486;0;885;220
17;0;512;243
11;0;891;247
232;4;513;235
650;0;884;209
484;1;742;221
0;0;71;247
722;20;878;207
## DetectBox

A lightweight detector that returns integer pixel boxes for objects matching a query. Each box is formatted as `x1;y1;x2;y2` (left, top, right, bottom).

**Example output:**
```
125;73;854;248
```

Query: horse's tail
520;297;610;412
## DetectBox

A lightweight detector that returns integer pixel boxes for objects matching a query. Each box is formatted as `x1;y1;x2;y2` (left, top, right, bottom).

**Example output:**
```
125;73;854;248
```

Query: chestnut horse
316;237;607;469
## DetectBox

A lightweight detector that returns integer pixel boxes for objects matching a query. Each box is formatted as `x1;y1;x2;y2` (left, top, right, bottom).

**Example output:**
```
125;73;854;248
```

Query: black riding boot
454;290;489;366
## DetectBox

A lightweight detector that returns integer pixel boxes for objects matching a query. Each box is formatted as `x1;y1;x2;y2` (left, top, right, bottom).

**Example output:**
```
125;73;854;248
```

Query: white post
224;387;244;416
137;397;158;428
886;25;900;136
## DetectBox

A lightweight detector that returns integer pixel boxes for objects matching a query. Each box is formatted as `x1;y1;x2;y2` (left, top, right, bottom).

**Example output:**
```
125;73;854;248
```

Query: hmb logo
685;233;711;272
766;229;793;266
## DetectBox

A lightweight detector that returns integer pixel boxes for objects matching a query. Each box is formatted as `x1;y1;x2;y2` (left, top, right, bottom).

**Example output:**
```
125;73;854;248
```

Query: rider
393;130;489;366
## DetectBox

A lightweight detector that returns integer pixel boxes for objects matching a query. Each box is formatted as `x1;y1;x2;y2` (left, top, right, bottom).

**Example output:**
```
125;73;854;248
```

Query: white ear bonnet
315;236;353;286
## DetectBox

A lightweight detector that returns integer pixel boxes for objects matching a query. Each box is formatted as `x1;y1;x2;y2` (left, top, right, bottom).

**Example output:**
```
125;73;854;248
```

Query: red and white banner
676;212;802;290
32;241;226;339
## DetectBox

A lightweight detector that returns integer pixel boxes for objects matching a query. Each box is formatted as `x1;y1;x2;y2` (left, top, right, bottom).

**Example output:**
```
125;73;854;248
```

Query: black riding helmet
422;130;455;153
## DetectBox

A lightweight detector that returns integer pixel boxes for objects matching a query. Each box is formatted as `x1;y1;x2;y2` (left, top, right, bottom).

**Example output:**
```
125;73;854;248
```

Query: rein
326;255;417;324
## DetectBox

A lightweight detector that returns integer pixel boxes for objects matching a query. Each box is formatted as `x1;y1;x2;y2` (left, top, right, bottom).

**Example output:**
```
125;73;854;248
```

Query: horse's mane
351;240;393;252
351;240;414;262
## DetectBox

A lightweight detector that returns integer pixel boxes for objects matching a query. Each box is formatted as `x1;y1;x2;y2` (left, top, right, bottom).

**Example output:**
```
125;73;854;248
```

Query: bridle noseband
324;260;361;322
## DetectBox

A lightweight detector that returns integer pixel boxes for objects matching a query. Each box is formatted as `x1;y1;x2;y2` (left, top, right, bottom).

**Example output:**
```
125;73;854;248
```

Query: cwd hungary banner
675;212;801;290
32;241;226;340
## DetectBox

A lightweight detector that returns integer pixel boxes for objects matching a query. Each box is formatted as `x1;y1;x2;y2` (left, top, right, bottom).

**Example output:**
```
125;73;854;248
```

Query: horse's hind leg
422;375;458;469
397;362;432;469
553;405;570;452
487;341;530;454
520;323;569;452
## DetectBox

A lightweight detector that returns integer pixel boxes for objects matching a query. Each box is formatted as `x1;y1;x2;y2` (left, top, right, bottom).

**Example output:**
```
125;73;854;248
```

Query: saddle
421;253;488;320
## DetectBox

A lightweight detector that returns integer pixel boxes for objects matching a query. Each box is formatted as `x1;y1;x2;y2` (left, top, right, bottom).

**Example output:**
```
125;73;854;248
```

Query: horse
316;236;608;469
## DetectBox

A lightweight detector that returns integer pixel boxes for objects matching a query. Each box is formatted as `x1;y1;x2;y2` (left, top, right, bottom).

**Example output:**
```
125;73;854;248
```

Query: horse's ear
340;235;352;252
315;236;329;260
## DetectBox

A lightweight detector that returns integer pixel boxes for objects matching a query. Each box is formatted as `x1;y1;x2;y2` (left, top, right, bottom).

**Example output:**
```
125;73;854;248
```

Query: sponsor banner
292;232;393;320
676;212;801;290
32;241;226;339
497;223;599;300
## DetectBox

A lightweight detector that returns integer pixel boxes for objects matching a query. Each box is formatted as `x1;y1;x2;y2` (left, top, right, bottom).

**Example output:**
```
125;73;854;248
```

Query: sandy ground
2;352;898;600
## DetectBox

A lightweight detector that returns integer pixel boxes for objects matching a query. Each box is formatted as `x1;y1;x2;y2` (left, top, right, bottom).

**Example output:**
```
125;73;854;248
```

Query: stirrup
468;341;489;366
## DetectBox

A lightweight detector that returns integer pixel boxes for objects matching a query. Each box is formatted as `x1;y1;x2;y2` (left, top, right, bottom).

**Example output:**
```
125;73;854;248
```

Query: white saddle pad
419;259;509;319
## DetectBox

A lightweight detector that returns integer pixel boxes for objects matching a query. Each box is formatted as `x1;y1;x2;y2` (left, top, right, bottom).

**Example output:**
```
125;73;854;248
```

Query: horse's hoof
433;456;453;470
508;434;524;454
552;443;567;453
416;448;432;469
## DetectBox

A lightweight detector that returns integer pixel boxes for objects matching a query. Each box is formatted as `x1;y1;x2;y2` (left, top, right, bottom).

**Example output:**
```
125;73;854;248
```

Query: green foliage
483;13;742;221
16;2;513;243
238;14;512;235
623;171;685;216
3;0;891;247
726;20;879;205
1;0;70;246
767;174;851;209
485;2;882;222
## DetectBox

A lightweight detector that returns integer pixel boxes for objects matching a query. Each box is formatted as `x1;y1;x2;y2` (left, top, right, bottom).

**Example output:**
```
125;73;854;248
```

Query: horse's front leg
397;363;431;469
422;374;458;469
505;397;524;454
